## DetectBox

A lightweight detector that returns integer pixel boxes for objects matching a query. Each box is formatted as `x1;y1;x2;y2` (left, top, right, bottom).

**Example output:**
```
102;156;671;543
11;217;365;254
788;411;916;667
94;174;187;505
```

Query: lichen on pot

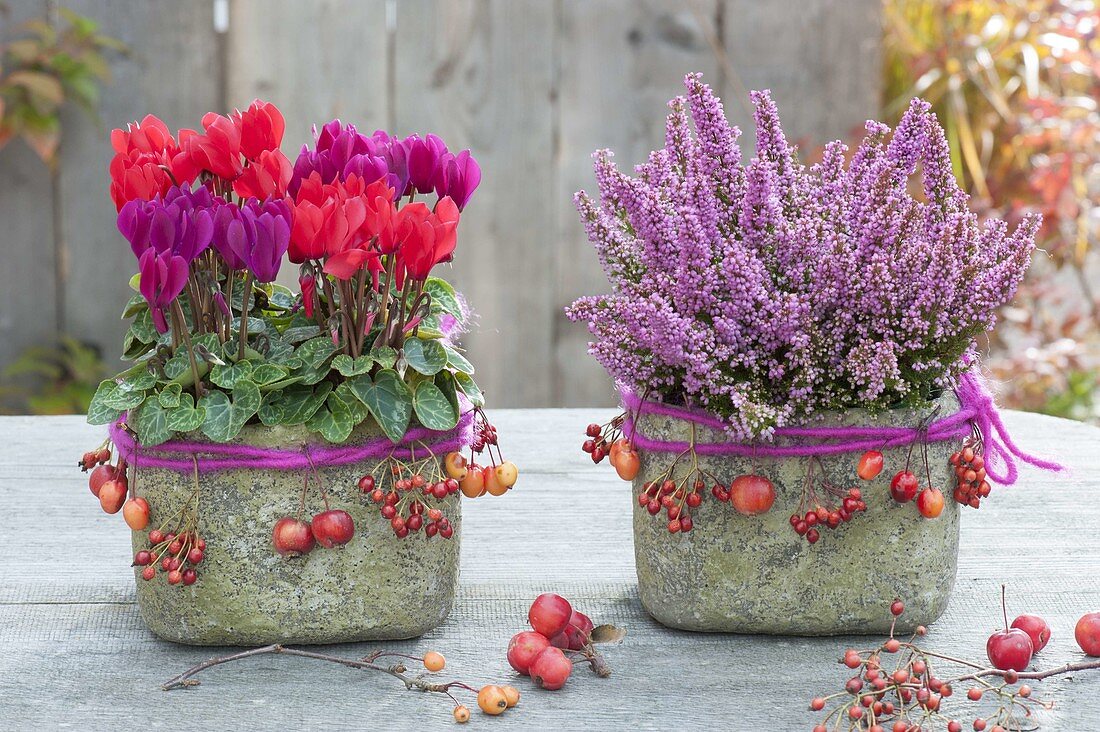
630;395;960;635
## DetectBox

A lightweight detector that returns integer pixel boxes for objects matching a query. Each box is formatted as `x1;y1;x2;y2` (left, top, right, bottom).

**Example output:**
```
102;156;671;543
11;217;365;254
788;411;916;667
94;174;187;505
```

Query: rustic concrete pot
131;423;460;646
632;393;960;635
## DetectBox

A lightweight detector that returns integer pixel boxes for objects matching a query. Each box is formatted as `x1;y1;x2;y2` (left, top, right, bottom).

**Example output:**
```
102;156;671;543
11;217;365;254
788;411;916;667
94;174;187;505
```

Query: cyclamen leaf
369;346;398;369
435;370;461;416
158;383;182;409
454;372;485;407
424;277;463;319
305;386;364;443
282;325;322;344
250;363;289;386
413;380;459;431
259;382;332;426
133;396;172;447
166;393;205;432
332;354;374;377
403;337;448;376
444;345;475;375
210;360;254;389
87;380;124;426
346;369;412;443
199;380;261;442
117;363;156;391
296;336;339;368
121;294;148;320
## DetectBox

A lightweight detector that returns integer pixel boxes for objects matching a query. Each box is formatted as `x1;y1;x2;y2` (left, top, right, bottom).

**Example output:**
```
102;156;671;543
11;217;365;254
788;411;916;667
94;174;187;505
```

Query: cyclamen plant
567;74;1038;440
92;101;488;447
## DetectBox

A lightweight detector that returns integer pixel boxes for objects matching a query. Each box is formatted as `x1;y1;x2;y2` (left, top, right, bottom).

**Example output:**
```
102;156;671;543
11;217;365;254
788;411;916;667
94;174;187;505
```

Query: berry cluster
581;418;640;481
790;459;866;544
950;442;991;509
639;478;704;533
450;408;519;499
790;487;866;545
135;529;206;586
361;455;457;539
82;444;148;525
811;594;1100;732
507;593;616;692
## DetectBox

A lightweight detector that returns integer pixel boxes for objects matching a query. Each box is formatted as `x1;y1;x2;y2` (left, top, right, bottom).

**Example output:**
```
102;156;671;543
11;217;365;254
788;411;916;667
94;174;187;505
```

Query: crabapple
484;466;509;496
1076;612;1100;656
528;593;573;637
495;461;518;488
98;479;127;514
916;488;945;519
550;610;594;651
507;631;551;675
857;450;884;480
729;474;775;515
986;628;1033;671
272;517;315;556
89;463;124;497
122;497;150;530
459;467;486;498
477;685;508;715
1010;614;1051;653
529;646;572;690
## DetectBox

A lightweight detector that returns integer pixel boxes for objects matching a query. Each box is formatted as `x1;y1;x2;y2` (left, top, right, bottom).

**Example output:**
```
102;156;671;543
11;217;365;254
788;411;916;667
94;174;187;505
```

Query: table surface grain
1;410;1098;731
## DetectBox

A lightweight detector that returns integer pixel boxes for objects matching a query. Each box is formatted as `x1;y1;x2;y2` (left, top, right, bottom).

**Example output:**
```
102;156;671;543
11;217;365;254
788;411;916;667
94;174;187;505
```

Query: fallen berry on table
528;593;572;638
529;646;572;690
423;651;446;672
477;685;508;715
1077;612;1100;656
453;705;470;724
507;631;551;675
1010;614;1051;653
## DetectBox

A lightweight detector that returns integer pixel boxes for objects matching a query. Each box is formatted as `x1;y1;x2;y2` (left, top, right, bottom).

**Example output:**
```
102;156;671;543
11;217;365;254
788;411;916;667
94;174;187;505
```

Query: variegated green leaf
403;337;447;376
413;380;458;431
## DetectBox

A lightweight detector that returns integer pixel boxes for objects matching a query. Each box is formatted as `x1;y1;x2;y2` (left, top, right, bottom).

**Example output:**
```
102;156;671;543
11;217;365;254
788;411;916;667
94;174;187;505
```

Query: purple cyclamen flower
222;197;292;283
434;149;481;210
117;183;216;262
406;133;448;195
138;248;189;333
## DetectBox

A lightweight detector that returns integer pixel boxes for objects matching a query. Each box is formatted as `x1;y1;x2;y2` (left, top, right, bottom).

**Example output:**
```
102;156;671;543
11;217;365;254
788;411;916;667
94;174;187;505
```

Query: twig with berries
359;448;460;538
162;646;521;723
442;408;518;500
810;597;1100;732
133;461;205;587
789;457;867;545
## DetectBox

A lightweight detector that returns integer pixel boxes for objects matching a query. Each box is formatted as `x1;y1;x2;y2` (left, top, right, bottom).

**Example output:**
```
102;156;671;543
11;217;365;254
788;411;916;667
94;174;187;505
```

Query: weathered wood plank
227;0;391;153
553;0;722;407
0;411;1098;728
391;0;558;408
0;1;57;371
719;0;883;145
54;0;221;370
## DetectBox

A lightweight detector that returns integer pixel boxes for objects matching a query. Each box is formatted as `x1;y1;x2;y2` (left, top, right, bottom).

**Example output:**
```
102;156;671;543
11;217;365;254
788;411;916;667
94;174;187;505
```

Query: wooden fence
0;0;881;408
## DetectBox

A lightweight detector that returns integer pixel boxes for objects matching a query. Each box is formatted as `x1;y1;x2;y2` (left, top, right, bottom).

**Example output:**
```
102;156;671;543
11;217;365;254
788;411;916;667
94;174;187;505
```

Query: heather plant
567;74;1039;440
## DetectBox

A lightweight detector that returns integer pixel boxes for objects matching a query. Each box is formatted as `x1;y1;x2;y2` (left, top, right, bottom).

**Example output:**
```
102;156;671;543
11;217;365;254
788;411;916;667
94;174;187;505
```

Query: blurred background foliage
883;0;1100;421
0;1;1096;421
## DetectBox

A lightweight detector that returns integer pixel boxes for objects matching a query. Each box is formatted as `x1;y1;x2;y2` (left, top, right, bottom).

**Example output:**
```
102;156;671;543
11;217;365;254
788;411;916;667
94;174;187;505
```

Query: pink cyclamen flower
434;149;481;210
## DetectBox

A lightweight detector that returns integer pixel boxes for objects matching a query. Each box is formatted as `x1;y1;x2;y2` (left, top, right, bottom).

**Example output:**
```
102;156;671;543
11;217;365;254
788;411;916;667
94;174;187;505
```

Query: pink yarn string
619;369;1062;486
108;409;475;474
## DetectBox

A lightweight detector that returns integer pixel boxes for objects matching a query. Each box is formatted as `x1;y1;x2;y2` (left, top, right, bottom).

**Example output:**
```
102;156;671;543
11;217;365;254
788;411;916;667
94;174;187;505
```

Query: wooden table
2;410;1098;730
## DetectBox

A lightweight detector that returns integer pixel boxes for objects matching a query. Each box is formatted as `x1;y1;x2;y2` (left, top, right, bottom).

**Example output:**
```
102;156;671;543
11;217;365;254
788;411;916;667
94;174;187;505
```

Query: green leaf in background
413;380;458;431
282;325;322;344
133;395;172;447
403;337;447;376
157;382;182;409
444;345;475;375
87;380;124;425
347;369;412;443
455;371;485;407
165;392;205;432
199;379;261;442
332;354;374;377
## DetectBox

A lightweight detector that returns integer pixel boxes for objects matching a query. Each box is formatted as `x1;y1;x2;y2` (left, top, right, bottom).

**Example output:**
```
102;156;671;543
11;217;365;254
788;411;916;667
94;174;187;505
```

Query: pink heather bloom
567;74;1039;439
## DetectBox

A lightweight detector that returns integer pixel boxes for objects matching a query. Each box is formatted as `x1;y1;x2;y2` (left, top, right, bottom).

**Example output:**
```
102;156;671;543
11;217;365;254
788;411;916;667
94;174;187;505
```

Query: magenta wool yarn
621;370;1061;487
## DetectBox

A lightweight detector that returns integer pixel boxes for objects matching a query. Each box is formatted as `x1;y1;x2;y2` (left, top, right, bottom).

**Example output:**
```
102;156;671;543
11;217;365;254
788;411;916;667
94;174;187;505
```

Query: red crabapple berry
889;470;919;503
507;631;551;675
1011;614;1051;653
529;646;572;690
857;450;884;480
272;517;316;557
528;593;573;638
1076;612;1100;656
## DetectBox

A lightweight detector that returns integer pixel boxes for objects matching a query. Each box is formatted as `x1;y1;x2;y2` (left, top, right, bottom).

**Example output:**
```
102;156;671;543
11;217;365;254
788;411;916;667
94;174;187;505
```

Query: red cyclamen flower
173;112;244;182
108;115;182;211
232;149;293;199
232;100;286;161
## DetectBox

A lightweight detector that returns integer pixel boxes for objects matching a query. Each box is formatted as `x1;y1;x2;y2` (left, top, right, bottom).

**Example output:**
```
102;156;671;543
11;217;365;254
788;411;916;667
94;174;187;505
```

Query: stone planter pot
632;394;960;635
132;423;460;646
